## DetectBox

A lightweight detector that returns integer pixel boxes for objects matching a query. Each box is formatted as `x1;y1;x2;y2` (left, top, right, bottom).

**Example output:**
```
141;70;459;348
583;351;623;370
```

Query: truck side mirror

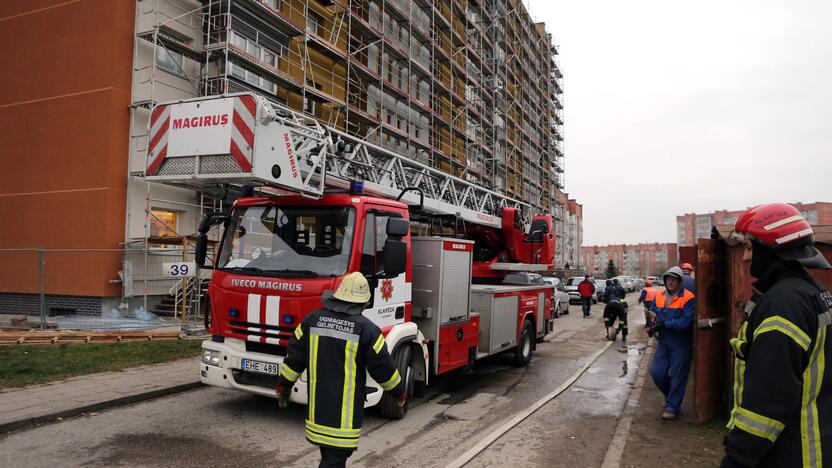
382;239;406;276
386;217;409;237
380;217;408;277
195;233;209;267
195;213;228;268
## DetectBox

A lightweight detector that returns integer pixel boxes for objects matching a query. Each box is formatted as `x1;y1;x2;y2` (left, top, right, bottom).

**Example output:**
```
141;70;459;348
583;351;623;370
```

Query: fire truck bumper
198;338;384;407
198;338;308;403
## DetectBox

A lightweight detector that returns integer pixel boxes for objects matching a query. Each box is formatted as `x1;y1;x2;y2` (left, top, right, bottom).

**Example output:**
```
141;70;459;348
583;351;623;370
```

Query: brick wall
0;293;101;316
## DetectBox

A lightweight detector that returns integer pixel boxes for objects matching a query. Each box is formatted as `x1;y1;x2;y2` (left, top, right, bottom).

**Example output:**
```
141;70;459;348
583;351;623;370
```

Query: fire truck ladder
144;92;530;229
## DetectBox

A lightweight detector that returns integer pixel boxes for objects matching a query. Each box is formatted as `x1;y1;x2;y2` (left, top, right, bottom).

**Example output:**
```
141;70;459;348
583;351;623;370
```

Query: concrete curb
0;381;202;434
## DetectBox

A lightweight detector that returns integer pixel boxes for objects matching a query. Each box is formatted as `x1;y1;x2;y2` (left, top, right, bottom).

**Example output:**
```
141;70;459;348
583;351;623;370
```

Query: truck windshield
217;205;356;278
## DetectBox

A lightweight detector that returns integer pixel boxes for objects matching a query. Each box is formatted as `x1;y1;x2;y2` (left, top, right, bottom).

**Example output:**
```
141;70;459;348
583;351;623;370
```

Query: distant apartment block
677;202;832;247
581;243;678;278
554;191;582;271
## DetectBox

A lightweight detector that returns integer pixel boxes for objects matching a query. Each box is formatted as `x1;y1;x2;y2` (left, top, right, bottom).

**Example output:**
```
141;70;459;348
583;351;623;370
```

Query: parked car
565;276;599;304
542;277;570;316
614;276;635;292
595;279;608;303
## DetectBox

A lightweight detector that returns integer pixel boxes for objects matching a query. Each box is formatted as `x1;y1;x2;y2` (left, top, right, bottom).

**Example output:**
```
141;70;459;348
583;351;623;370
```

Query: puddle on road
86;433;277;467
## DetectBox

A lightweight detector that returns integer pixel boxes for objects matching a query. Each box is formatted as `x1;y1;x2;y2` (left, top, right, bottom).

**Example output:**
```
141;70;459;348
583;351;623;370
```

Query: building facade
1;0;569;314
582;243;678;278
677;202;832;247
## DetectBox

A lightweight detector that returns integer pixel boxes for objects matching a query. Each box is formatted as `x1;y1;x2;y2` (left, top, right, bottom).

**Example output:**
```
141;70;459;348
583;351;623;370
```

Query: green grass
0;339;203;389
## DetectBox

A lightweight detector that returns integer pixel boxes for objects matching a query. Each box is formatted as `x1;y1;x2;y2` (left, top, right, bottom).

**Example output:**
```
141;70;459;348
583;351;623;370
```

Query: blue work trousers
649;337;692;414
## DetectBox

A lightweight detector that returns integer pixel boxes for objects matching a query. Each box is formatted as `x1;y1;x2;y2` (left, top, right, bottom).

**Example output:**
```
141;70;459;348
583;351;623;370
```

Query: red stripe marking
150;105;166;127
233;110;255;146
147;116;170;155
230;140;253;172
145;144;167;176
238;96;257;118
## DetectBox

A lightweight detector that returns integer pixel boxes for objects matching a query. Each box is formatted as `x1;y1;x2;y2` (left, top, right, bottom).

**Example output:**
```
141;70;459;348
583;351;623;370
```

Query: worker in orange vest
639;279;659;327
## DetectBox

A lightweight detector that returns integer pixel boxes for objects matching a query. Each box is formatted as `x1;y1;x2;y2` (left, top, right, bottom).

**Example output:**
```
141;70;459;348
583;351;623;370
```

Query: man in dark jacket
605;279;626;302
276;272;405;468
577;275;596;318
722;203;832;468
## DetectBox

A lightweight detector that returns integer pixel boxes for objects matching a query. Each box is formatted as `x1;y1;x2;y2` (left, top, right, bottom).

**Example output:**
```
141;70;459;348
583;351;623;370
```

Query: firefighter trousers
649;338;692;415
318;446;353;468
603;305;628;339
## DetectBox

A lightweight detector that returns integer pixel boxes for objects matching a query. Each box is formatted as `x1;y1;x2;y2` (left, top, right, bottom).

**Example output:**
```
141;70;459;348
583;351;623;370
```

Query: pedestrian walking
603;298;629;342
577;275;596;318
647;266;695;420
680;262;696;294
721;203;832;468
638;279;659;327
275;272;406;468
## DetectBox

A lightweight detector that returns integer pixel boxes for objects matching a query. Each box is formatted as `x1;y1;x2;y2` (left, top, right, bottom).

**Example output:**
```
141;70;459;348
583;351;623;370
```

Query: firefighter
606;279;626;302
604;298;629;342
680;262;696;294
647;266;695;420
275;272;406;468
577;274;596;318
721;203;832;468
638;279;659;327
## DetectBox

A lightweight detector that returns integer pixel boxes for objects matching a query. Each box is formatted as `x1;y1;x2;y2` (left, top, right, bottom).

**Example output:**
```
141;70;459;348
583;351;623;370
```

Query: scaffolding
130;0;565;270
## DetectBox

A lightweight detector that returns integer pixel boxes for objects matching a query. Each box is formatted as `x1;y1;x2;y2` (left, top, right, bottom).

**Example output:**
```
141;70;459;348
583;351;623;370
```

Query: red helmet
734;203;831;269
680;262;694;271
644;279;653;286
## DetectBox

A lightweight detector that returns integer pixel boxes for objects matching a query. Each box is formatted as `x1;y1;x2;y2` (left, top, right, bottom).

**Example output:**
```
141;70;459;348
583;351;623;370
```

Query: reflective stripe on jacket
277;306;404;449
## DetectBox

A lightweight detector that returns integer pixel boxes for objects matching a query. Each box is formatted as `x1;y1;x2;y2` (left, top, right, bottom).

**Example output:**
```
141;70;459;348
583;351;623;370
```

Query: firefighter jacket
650;288;695;343
276;293;405;450
723;265;832;468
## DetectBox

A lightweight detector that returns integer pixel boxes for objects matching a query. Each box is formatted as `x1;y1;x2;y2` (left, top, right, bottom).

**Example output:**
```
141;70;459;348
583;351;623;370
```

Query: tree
605;260;618;278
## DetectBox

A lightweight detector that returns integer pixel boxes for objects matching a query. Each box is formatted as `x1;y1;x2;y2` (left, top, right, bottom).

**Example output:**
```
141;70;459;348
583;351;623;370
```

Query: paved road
0;297;646;468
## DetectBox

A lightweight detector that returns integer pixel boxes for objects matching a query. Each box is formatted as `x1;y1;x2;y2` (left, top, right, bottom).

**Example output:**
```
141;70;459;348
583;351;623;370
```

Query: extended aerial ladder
144;92;534;231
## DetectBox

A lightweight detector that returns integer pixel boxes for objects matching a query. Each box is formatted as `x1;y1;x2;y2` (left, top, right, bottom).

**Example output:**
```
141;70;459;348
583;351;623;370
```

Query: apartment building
582;243;678;278
677;202;832;247
0;0;568;314
129;0;566;238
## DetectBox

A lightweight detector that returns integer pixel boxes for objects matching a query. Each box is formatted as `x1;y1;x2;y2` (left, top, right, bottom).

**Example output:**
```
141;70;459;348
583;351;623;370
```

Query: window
304;96;317;115
155;47;184;77
217;206;356;277
307;12;322;35
150;209;178;238
361;212;399;276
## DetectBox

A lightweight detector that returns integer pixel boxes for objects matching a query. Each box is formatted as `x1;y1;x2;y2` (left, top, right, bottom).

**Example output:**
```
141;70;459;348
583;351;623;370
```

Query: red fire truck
145;93;557;418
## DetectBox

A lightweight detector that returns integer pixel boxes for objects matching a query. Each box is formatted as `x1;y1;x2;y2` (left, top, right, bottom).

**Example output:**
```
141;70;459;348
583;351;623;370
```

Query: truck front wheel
513;320;534;367
379;345;413;419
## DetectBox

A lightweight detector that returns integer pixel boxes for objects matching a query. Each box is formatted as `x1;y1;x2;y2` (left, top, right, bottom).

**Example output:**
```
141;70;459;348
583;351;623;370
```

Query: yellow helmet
332;272;372;304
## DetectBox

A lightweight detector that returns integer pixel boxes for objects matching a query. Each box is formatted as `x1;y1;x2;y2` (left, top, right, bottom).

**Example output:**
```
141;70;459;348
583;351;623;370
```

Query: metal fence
0;247;210;331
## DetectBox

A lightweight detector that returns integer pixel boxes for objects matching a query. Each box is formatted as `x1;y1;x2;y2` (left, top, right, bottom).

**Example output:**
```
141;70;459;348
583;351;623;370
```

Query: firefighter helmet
680;262;694;272
644;279;653;286
333;272;373;303
734;203;831;269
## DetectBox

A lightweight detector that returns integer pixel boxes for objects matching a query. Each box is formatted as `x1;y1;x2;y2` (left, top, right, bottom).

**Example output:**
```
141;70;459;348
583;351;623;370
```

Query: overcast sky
527;0;832;245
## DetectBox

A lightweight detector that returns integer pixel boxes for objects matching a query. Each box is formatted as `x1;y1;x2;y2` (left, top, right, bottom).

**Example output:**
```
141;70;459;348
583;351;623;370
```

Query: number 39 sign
163;262;197;278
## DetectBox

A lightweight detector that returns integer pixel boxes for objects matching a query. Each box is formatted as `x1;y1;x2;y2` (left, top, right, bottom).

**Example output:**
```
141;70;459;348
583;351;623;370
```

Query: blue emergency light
228;308;240;318
349;180;364;195
283;315;295;324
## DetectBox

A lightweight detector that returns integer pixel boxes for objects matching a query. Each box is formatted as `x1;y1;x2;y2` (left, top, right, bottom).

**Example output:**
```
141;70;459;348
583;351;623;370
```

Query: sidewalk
0;357;201;433
617;337;726;466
